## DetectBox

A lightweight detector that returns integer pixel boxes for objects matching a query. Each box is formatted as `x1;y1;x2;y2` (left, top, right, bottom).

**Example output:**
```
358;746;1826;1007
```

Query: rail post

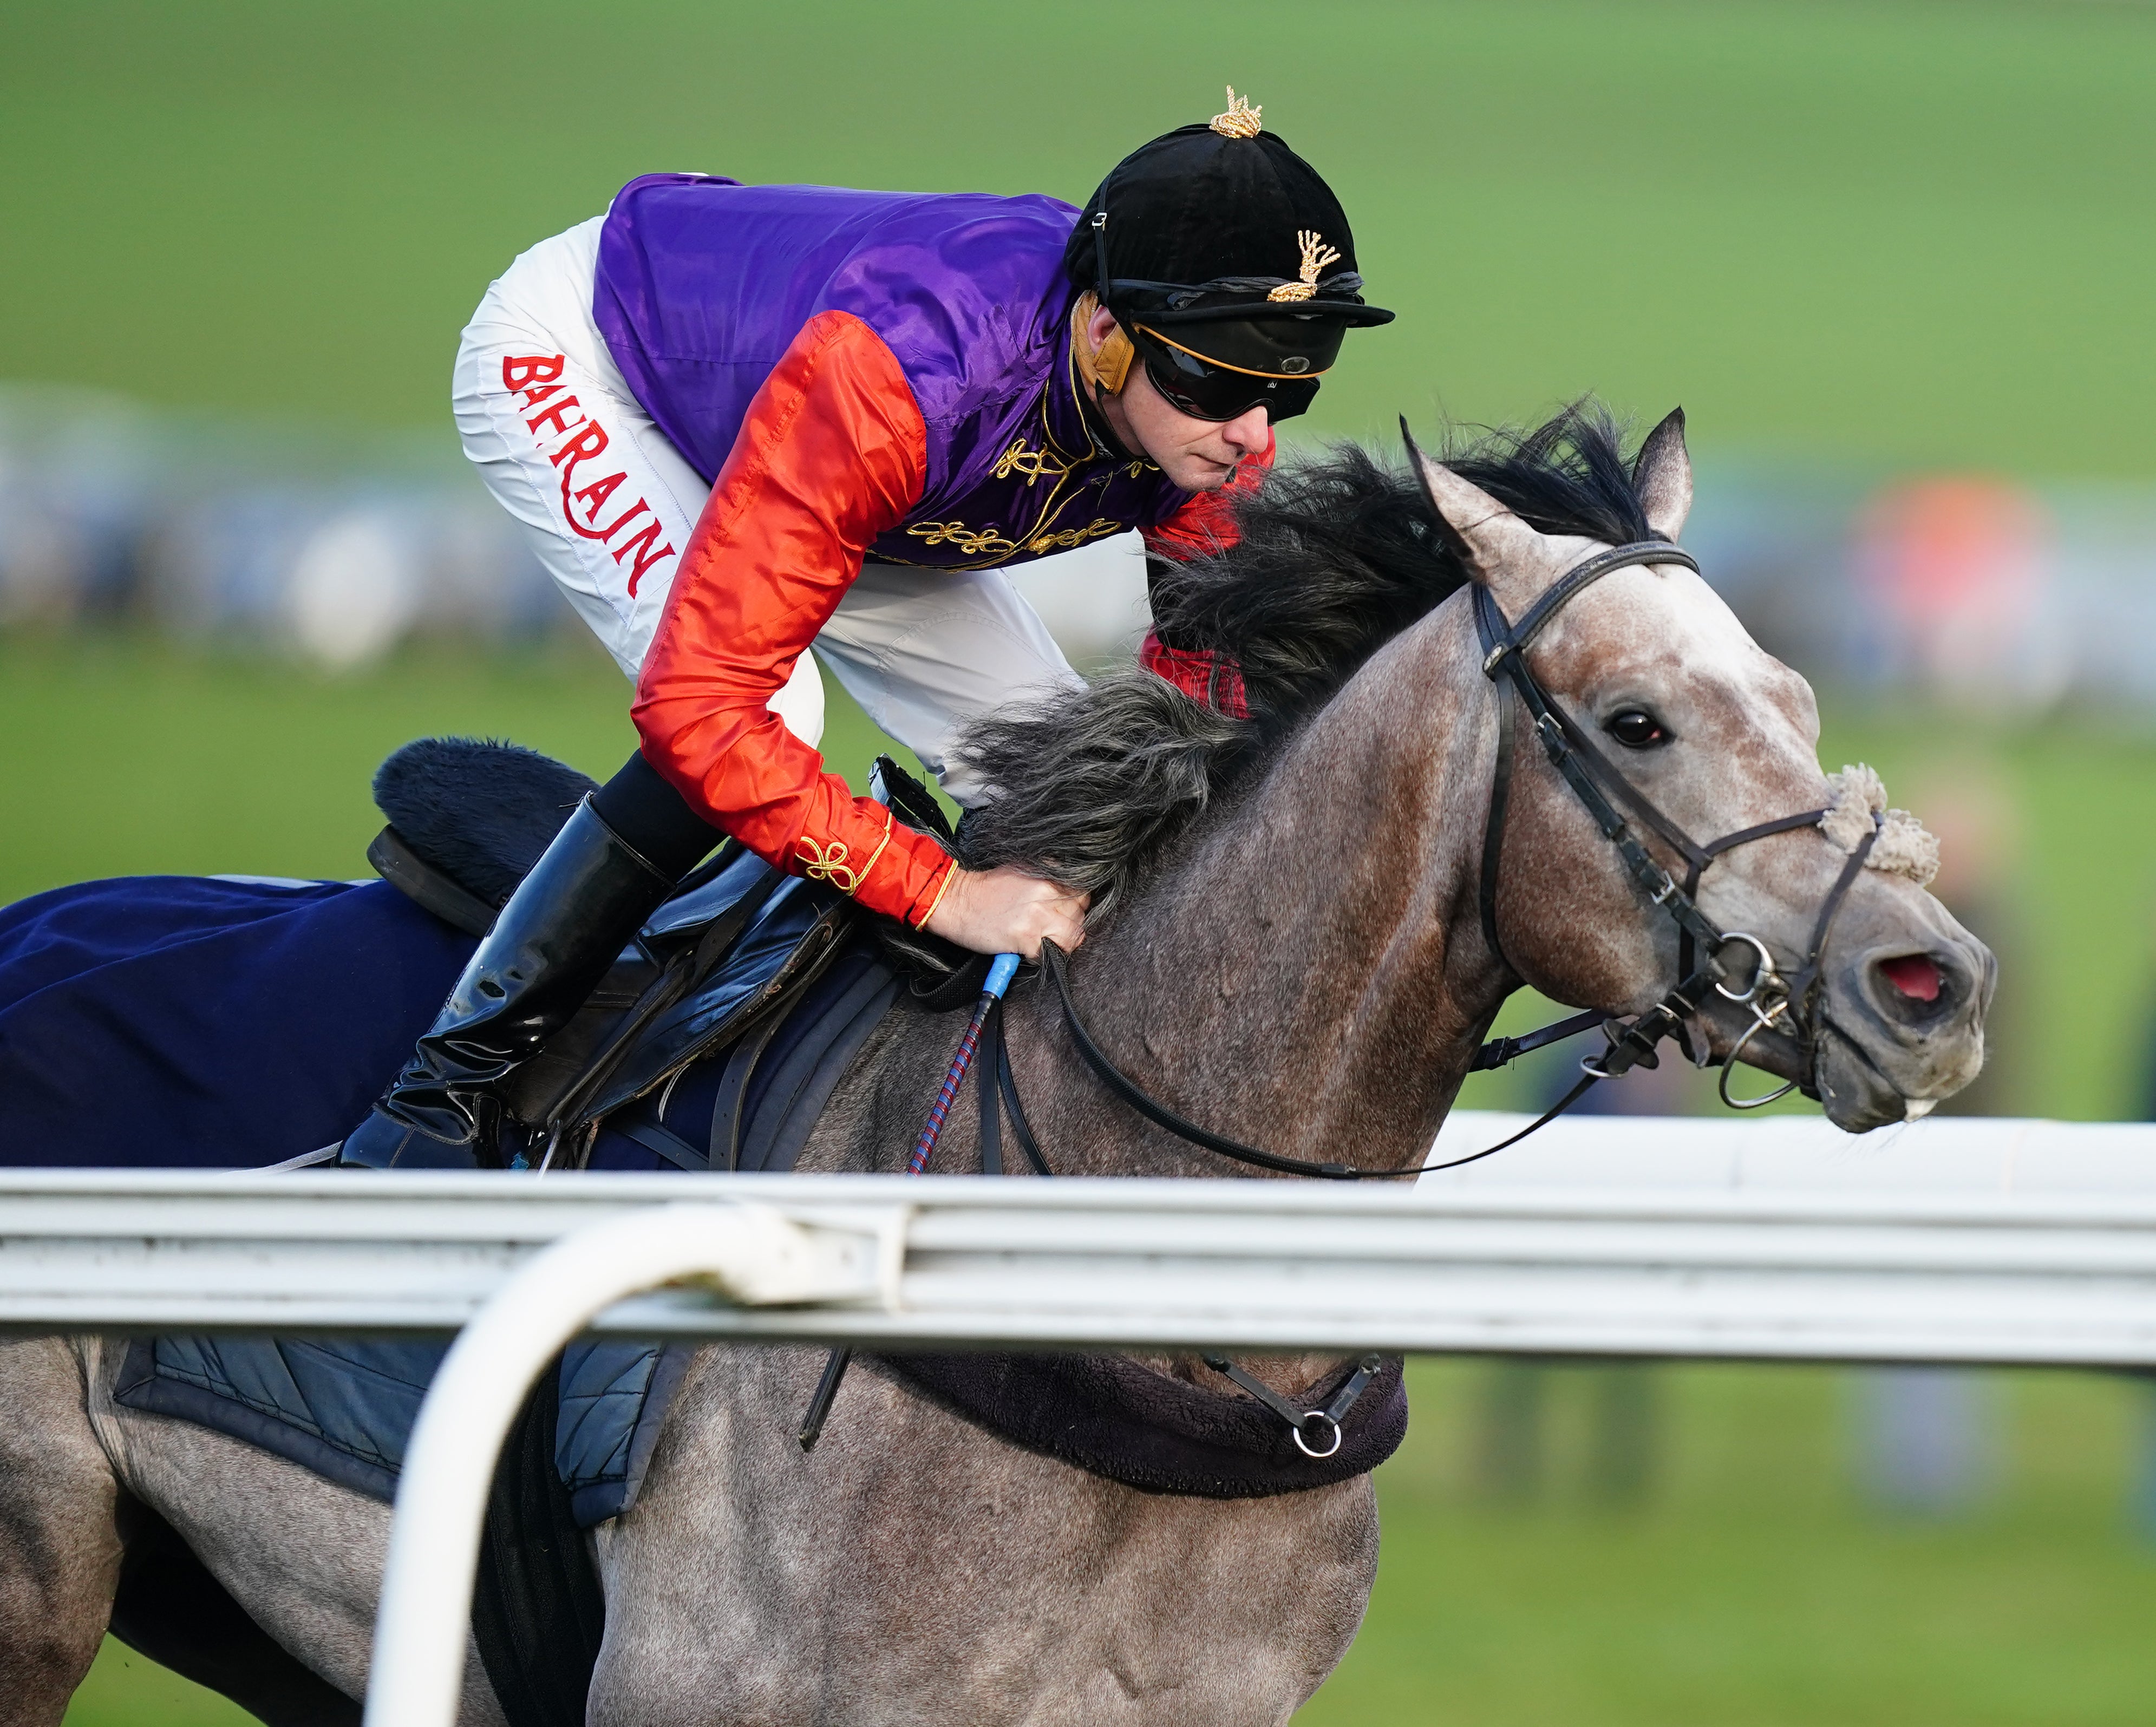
360;1201;895;1727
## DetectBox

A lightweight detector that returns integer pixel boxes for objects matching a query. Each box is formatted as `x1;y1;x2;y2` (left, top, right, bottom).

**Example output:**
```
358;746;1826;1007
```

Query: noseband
999;540;1881;1180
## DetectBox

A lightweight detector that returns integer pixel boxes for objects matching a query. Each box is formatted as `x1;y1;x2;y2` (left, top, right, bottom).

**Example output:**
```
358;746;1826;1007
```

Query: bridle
993;538;1883;1181
1466;541;1878;1127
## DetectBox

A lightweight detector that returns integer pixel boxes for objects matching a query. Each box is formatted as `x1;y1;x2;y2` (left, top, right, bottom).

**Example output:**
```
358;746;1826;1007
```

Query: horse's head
1411;412;1994;1130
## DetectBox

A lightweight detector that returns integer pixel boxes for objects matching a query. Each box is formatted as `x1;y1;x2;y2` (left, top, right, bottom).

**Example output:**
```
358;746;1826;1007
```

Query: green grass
1302;1360;2156;1727
62;1641;257;1727
4;0;2154;477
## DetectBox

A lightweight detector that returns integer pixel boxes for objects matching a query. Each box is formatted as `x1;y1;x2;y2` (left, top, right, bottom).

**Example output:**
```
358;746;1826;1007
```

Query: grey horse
0;409;1992;1725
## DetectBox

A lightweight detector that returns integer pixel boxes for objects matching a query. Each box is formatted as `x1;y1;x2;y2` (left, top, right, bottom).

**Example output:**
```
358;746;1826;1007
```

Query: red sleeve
1140;428;1276;562
632;310;957;927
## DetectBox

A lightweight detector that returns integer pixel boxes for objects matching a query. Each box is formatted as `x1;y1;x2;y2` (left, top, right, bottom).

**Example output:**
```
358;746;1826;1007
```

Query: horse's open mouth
1696;1006;1931;1133
1811;1017;1925;1131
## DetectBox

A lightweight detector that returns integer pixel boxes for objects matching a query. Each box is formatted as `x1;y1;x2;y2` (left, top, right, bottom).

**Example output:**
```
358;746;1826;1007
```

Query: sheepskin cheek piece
1821;764;1940;887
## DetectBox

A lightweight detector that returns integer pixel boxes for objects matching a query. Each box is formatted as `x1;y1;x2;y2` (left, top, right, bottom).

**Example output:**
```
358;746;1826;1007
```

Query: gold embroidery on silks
1268;230;1341;304
906;520;1022;559
1028;518;1122;554
991;438;1075;486
798;809;894;897
795;834;865;893
879;338;1156;572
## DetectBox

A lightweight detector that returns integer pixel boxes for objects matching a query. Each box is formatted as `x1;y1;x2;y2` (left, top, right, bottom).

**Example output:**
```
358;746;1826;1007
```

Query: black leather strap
1199;1351;1386;1450
1479;663;1517;958
1469;1007;1611;1072
1703;808;1832;858
1784;817;1880;1014
1498;541;1698;662
367;825;500;937
611;1112;709;1173
979;1000;1003;1175
1036;944;1609;1181
710;1014;784;1173
1545;703;1714;878
996;1015;1053;1177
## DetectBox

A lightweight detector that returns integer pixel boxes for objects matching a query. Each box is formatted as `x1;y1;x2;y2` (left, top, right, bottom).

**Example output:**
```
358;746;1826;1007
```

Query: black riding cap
1064;94;1394;380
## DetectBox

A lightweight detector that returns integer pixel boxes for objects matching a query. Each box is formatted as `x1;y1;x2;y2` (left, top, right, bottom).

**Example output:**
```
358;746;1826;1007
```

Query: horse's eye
1607;709;1667;749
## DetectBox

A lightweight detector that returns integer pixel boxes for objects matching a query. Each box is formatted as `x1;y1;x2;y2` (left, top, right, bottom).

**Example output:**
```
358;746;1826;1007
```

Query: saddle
365;739;951;1172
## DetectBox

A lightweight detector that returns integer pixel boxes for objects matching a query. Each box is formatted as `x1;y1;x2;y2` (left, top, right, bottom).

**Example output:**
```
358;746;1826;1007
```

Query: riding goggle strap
1131;325;1323;423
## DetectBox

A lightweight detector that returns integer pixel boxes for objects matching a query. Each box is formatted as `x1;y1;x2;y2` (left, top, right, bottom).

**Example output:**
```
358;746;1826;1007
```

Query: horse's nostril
1879;954;1942;1003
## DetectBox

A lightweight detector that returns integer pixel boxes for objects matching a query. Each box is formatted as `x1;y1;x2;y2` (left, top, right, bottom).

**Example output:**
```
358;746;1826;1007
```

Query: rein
990;539;1884;1181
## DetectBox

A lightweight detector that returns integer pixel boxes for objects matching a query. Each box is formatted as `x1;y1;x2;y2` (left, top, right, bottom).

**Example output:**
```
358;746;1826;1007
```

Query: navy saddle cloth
0;845;894;1525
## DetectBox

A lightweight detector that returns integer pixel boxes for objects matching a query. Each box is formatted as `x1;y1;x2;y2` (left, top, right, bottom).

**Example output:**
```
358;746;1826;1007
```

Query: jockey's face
1088;307;1271;492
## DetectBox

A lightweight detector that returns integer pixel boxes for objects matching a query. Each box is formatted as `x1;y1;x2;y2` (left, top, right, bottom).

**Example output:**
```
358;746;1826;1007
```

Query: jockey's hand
924;865;1088;960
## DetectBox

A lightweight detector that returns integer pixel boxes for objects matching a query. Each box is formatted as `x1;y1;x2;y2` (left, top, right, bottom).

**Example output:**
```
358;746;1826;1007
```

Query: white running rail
2;1110;2153;1726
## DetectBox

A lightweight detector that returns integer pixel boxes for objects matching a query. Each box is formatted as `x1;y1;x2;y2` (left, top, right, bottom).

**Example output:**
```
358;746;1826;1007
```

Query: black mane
954;403;1657;920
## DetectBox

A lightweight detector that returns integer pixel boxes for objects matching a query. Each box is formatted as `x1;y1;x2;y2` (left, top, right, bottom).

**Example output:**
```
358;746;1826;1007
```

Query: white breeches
450;214;1081;805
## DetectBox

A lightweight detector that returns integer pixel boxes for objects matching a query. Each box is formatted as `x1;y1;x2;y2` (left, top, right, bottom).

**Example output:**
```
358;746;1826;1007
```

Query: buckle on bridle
1581;1010;1671;1081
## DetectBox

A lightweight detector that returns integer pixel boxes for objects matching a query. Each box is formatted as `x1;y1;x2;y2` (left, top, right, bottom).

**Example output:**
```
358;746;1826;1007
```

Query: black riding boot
339;797;674;1169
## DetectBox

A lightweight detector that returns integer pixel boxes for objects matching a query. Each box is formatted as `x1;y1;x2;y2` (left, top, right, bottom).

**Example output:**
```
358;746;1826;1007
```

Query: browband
1484;541;1700;672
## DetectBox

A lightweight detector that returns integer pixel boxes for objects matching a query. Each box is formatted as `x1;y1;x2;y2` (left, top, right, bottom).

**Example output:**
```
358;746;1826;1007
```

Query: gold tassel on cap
1210;87;1263;139
1268;230;1342;303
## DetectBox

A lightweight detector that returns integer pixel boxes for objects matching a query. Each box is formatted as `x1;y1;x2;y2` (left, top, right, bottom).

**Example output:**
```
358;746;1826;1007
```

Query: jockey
341;90;1392;1169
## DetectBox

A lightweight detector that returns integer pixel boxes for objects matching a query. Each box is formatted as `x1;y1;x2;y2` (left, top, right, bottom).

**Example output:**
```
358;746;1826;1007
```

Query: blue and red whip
799;950;1020;1449
907;951;1020;1175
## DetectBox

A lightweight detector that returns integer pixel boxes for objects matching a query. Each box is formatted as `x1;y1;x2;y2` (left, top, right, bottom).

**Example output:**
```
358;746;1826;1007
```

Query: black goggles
1131;325;1324;423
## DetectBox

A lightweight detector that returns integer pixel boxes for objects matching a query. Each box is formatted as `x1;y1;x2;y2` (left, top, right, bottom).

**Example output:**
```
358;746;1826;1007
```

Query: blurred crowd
0;385;1151;669
9;388;2156;699
1694;463;2156;712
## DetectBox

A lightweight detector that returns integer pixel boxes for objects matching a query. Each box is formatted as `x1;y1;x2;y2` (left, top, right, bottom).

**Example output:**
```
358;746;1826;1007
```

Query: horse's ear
1400;418;1543;586
1633;407;1693;540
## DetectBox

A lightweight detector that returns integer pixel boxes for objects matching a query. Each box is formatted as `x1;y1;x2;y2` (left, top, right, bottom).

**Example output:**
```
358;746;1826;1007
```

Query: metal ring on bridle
1292;1412;1344;1459
1713;932;1783;1005
1719;1004;1800;1109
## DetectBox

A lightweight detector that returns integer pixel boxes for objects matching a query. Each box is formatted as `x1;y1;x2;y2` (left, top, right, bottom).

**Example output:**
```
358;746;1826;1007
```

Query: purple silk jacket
591;173;1200;571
